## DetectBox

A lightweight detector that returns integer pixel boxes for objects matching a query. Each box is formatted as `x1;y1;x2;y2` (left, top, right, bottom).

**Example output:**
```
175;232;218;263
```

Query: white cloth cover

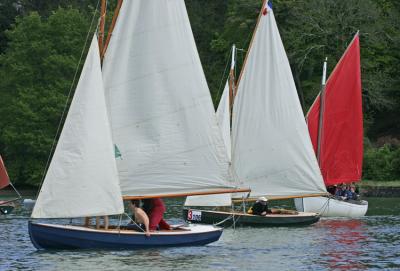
231;4;326;198
102;0;235;197
32;36;124;218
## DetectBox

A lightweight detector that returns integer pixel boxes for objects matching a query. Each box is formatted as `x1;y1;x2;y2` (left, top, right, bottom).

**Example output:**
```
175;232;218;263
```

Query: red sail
0;155;10;189
307;34;363;186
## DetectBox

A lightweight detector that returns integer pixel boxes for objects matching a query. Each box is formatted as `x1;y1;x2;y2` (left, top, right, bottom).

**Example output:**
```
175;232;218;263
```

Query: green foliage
363;145;400;181
0;8;91;186
0;1;399;186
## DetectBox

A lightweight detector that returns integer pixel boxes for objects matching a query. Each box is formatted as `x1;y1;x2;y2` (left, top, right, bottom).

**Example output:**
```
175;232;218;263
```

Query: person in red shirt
143;198;171;231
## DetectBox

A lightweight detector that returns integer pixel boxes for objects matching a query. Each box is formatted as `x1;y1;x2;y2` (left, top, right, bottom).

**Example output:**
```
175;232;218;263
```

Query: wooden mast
98;0;107;54
102;0;123;60
235;0;266;93
316;58;328;164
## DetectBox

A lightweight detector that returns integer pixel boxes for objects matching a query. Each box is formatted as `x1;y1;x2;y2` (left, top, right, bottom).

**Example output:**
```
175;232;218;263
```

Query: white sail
102;0;235;197
216;81;232;160
32;36;124;218
231;4;326;198
185;81;233;207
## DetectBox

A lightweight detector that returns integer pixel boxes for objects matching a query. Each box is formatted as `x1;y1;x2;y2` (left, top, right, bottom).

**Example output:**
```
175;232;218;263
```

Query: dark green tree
0;8;92;186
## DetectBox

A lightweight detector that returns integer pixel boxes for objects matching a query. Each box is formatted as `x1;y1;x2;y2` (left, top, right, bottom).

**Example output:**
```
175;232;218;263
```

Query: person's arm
135;208;151;236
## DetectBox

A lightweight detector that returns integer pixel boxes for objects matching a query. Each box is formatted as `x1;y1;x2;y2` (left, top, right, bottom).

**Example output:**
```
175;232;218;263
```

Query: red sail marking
0;155;10;189
307;34;363;186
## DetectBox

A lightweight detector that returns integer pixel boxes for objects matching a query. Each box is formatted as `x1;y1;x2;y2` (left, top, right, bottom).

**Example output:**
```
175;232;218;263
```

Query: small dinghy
183;209;320;227
296;32;368;217
29;0;248;250
295;197;368;217
0;155;21;215
184;0;328;226
29;222;222;250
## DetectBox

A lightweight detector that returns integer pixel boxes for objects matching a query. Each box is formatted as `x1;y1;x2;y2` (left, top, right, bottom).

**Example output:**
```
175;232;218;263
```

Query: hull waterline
28;222;223;250
294;197;368;217
183;208;320;227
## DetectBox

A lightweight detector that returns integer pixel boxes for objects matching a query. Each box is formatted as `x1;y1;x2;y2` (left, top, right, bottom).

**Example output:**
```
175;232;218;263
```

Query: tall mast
229;44;236;113
102;0;123;60
98;0;106;54
316;57;328;164
235;0;266;91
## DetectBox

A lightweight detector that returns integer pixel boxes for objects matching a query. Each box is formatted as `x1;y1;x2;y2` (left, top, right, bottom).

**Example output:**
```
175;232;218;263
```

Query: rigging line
9;182;22;199
34;0;101;202
124;213;146;233
215;49;233;107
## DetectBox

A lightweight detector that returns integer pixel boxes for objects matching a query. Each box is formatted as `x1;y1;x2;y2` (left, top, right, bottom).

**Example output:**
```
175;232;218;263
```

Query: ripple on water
1;199;400;271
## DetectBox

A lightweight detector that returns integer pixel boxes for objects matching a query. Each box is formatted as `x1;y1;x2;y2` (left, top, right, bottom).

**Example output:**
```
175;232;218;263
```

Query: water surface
0;197;399;270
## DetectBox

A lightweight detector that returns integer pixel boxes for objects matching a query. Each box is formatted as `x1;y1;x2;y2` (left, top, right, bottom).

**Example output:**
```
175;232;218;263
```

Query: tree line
0;0;399;186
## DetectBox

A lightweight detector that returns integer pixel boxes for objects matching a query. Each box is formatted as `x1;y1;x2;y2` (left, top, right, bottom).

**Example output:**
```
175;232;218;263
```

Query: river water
0;197;399;270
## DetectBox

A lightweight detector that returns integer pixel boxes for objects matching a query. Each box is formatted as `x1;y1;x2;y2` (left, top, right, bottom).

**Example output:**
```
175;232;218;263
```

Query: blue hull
28;222;223;250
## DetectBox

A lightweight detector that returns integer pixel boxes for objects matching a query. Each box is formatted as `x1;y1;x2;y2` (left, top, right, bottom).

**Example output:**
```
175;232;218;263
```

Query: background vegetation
0;0;399;187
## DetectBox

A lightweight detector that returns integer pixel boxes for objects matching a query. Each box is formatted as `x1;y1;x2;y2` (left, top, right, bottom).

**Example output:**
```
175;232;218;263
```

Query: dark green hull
0;205;14;215
183;208;320;227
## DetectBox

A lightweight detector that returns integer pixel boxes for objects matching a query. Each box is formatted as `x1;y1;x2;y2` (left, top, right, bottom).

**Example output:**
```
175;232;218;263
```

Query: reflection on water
0;198;399;270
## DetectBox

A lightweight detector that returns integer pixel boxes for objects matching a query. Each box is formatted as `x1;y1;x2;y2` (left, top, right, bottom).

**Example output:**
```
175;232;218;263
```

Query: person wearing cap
250;197;271;216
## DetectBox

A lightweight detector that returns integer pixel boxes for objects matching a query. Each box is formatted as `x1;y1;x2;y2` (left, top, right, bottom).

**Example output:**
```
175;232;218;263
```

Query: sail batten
31;36;123;219
231;3;326;197
102;0;237;197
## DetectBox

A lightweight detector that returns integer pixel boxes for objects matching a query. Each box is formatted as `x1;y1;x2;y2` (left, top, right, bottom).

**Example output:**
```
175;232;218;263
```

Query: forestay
32;36;124;218
231;3;326;198
102;0;235;197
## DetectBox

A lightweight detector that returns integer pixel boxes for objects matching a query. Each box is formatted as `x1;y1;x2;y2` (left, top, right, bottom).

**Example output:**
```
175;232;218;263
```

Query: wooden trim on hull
183;208;320;227
232;193;330;203
28;222;223;250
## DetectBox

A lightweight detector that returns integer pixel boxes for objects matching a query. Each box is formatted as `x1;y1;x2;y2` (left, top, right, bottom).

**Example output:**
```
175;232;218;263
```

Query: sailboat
0;155;22;215
183;1;328;227
28;0;249;250
294;32;368;217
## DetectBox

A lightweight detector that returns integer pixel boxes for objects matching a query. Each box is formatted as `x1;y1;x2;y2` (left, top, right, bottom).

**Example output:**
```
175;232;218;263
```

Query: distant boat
184;0;327;227
294;32;368;217
0;155;22;215
29;0;248;250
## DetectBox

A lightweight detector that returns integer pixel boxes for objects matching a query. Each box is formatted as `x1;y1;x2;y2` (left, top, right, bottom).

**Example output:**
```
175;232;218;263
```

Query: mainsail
307;33;363;186
0;155;10;189
31;36;124;218
231;2;326;198
102;0;237;197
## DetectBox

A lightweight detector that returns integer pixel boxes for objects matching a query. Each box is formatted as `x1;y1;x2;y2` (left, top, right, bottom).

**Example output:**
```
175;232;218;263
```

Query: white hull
294;197;368;217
